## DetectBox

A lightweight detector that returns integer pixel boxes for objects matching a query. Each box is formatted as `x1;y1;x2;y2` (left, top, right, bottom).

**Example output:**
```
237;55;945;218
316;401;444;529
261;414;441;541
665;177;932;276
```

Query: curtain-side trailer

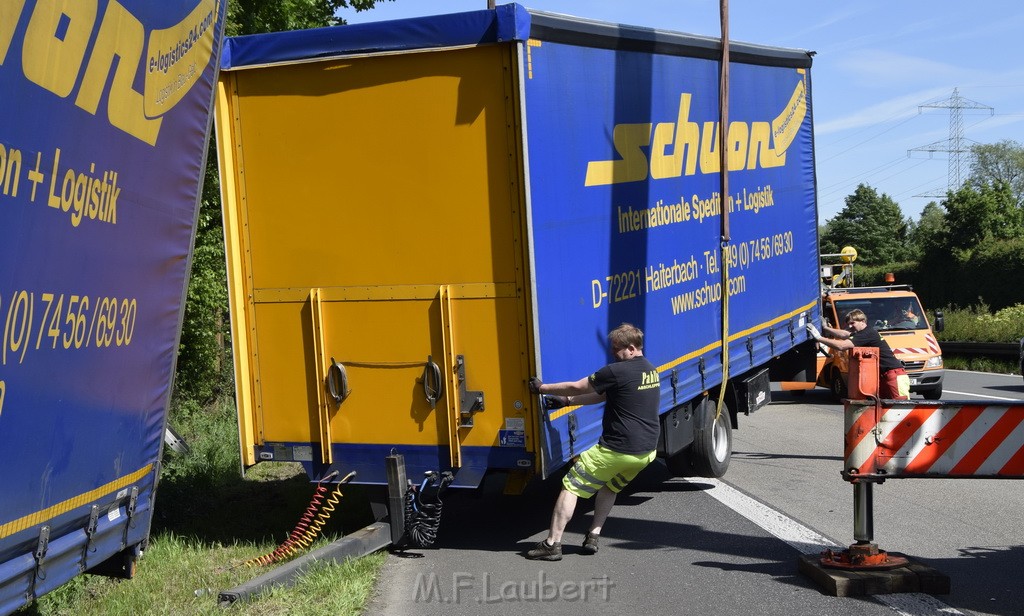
215;5;821;496
0;2;226;612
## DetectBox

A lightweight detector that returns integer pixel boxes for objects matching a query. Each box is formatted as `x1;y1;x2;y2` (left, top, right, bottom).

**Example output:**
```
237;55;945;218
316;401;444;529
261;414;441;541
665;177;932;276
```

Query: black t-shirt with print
851;326;903;372
589;356;661;454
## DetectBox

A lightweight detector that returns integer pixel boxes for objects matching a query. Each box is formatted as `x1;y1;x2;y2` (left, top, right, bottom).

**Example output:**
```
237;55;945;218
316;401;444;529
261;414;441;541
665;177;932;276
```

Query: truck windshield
833;297;927;332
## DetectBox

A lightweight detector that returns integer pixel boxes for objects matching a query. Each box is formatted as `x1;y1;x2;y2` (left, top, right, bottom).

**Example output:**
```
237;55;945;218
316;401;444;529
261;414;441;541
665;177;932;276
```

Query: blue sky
340;1;1024;223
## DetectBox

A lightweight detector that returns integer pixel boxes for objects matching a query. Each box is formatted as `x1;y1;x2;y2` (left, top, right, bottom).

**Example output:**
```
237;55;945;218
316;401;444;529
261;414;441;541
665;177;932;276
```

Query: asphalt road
365;370;1024;616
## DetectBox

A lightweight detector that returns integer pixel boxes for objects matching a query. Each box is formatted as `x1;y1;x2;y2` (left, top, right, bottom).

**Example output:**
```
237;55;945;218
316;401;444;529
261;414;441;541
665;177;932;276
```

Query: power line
819;115;918;162
870;158;931;188
892;174;948;200
817;156;919;200
818;155;906;191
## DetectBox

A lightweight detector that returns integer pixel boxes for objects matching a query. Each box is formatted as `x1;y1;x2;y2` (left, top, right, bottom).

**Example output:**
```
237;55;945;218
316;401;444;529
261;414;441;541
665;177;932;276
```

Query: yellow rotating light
840;246;858;263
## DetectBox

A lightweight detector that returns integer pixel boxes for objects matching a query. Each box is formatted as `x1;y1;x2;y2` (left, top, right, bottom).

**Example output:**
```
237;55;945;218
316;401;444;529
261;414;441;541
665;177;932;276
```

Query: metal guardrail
940;341;1019;358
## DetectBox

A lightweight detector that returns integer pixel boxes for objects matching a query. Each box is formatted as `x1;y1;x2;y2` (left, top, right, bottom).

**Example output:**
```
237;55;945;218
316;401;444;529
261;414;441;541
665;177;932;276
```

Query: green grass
28;536;386;616
21;398;386;616
932;303;1022;375
942;355;1019;374
935;302;1024;343
933;302;1019;374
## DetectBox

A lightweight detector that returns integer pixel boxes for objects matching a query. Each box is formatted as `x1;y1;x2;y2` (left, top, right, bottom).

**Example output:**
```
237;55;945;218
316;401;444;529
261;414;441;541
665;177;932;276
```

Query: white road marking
944;389;1022;401
947;369;1019;378
684;477;966;616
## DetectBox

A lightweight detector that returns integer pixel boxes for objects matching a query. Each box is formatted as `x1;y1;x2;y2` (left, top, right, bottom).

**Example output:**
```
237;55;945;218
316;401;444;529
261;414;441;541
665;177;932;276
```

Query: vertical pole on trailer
718;0;730;244
716;0;732;414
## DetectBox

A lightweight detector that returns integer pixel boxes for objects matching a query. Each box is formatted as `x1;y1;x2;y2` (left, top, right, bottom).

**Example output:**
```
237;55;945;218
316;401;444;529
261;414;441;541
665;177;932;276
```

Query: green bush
934;302;1024;343
160;398;241;498
847;261;917;288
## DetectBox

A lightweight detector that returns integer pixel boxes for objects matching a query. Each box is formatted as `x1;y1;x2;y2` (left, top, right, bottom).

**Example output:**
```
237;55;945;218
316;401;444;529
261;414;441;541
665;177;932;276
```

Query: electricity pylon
908;88;993;197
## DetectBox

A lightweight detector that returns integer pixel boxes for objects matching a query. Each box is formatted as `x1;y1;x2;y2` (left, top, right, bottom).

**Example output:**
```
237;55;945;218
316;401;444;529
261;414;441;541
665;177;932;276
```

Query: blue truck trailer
215;5;822;494
0;1;225;612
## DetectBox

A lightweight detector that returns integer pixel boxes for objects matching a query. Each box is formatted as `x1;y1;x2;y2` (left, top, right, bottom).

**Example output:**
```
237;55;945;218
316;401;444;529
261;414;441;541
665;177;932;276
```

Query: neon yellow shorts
562;443;656;498
896;374;910;398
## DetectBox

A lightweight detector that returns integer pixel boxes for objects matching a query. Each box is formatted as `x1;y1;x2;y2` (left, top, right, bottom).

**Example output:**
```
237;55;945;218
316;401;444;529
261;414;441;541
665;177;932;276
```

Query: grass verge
29;535;386;616
936;303;1024;343
942;355;1018;374
21;400;386;616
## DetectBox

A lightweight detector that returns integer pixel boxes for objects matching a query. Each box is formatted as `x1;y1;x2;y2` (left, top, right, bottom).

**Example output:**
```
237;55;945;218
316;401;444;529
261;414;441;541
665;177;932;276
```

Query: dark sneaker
526;540;562;561
582;533;599;554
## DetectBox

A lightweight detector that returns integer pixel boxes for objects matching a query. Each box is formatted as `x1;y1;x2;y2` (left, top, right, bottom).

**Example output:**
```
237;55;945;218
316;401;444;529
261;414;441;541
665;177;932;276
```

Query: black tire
829;369;847;401
691;399;732;478
921;386;942;401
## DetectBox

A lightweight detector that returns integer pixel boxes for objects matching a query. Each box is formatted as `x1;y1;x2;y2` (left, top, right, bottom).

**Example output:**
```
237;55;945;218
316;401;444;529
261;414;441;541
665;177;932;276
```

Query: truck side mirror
933;310;944;333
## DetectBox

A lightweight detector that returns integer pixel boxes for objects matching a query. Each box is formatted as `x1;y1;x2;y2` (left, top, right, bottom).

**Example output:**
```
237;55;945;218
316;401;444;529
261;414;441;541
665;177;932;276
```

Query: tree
940;181;1021;261
820;183;911;265
226;0;388;36
907;201;945;257
970;140;1024;207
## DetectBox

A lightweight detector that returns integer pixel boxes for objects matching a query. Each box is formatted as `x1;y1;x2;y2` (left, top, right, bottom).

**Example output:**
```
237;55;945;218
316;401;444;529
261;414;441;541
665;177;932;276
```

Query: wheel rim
711;415;729;462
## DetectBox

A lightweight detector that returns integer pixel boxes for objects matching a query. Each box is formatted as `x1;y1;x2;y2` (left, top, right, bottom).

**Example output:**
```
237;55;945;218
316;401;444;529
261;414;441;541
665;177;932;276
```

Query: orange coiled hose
245;471;355;567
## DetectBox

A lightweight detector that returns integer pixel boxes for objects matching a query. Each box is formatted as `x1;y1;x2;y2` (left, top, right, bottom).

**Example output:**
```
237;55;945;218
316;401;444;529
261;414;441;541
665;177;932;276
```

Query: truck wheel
691;399;731;478
829;369;847;401
921;386;942;400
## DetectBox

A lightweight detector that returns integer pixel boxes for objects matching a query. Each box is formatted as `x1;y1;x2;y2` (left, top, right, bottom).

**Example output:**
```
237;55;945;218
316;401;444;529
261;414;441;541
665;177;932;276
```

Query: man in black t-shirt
524;323;661;561
807;308;909;399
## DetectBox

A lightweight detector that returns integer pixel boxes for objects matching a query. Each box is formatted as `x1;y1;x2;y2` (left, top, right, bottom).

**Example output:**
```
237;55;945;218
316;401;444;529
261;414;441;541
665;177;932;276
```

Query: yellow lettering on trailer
584;123;652;185
585;75;807;186
75;0;161;145
20;0;98;99
0;142;22;199
0;1;29;64
1;0;218;145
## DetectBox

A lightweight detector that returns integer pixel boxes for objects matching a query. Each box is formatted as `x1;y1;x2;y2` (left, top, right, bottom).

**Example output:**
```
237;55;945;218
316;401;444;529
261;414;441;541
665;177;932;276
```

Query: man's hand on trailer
542;395;569;410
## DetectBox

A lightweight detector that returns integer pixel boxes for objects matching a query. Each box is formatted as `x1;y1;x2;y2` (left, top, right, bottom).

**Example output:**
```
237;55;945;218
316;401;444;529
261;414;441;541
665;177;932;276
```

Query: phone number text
2;291;137;365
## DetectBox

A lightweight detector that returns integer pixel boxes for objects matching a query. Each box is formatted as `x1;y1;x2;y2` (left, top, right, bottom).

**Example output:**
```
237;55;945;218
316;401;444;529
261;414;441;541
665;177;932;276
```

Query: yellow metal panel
249;293;533;450
218;44;538;471
440;296;533;450
228;46;520;289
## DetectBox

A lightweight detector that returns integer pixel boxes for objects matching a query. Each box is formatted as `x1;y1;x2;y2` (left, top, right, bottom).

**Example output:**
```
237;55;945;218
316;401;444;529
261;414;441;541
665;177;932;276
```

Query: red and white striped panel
891;333;941;357
844;401;1024;479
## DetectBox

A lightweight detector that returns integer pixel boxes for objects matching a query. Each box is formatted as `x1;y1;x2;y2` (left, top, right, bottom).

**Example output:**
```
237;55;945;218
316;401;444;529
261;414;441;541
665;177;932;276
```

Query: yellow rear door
216;44;536;486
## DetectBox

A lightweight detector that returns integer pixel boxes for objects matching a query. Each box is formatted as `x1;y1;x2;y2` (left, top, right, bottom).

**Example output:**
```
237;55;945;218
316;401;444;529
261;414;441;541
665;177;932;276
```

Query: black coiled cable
402;471;454;548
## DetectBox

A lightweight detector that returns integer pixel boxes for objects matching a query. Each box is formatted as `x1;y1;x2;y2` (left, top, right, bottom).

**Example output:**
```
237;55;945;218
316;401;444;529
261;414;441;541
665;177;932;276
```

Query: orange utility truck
815;249;945;400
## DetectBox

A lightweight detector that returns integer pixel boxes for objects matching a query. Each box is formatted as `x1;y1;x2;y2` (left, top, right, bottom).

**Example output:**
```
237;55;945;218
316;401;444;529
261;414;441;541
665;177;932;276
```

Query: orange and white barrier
844;399;1024;481
819;346;1024;574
